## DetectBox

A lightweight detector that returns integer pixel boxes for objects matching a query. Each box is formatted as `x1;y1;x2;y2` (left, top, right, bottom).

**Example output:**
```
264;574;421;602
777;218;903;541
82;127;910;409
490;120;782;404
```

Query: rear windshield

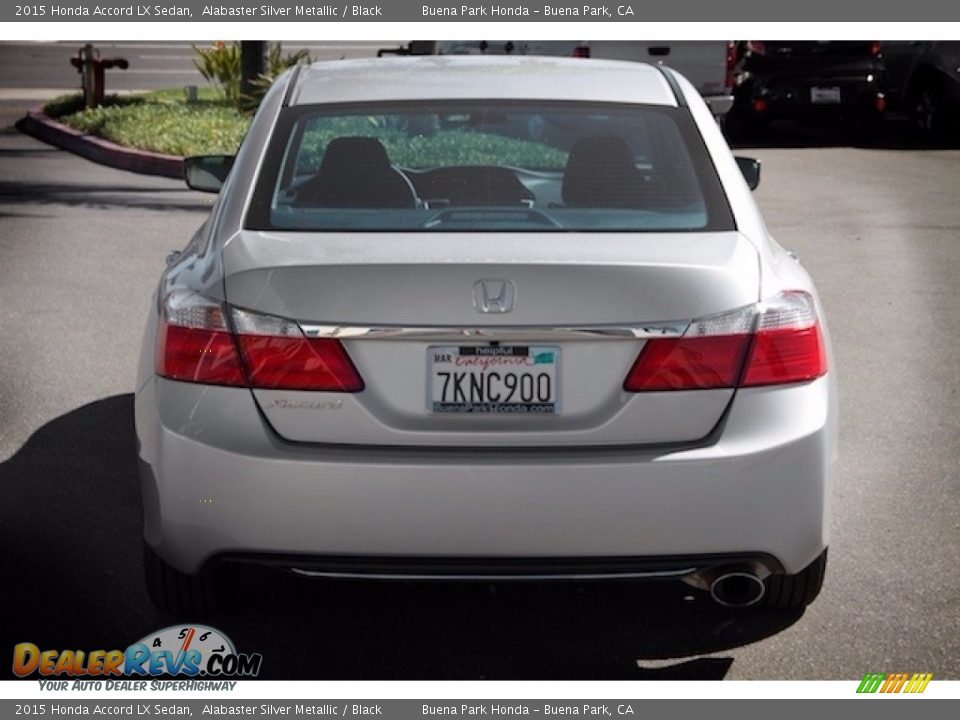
246;101;734;233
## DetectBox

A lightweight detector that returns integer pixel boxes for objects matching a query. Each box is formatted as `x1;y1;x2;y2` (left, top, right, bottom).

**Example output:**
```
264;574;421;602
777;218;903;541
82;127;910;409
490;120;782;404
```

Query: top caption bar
5;0;960;22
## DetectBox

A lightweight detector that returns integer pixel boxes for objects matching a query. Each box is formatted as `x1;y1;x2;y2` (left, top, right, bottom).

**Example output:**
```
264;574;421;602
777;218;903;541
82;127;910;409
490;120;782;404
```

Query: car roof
289;56;679;107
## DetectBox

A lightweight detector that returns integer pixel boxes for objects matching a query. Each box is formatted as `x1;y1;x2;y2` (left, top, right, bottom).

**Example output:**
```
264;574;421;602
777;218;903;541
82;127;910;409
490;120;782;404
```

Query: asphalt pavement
0;48;958;680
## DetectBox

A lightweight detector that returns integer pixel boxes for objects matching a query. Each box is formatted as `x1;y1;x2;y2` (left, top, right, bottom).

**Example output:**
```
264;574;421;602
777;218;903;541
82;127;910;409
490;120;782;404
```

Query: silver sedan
135;56;836;614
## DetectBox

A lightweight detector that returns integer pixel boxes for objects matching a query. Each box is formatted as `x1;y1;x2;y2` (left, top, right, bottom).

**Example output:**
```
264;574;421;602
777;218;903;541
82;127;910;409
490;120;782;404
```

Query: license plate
810;86;841;104
428;345;559;414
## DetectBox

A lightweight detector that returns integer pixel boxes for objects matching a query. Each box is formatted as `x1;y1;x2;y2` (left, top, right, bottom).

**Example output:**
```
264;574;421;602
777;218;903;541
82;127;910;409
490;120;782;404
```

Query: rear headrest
320;137;392;172
294;135;416;209
562;136;644;208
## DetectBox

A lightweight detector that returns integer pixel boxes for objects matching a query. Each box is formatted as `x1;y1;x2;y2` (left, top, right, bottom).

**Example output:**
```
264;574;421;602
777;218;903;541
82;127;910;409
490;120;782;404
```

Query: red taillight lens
624;335;751;391
156;293;245;386
230;306;363;392
157;325;245;385
156;292;363;392
746;41;766;56
235;335;364;392
624;292;827;392
572;45;591;58
870;41;883;56
741;325;825;387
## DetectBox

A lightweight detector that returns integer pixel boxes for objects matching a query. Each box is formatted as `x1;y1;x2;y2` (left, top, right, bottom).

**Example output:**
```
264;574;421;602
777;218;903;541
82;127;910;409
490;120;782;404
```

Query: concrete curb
17;104;184;180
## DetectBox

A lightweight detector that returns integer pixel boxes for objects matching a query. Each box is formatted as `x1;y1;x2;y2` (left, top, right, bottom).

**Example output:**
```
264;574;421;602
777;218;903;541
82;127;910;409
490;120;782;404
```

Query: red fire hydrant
70;44;129;108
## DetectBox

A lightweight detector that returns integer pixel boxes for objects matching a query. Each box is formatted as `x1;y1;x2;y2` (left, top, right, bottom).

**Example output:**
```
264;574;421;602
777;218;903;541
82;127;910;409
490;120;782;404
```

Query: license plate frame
427;345;560;415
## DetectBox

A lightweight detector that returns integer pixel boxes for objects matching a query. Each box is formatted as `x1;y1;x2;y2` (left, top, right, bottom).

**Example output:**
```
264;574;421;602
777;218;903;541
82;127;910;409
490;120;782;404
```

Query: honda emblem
472;279;516;314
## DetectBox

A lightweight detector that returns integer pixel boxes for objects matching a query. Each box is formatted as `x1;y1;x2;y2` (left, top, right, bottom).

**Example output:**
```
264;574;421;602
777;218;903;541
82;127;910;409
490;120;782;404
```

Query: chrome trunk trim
298;323;688;342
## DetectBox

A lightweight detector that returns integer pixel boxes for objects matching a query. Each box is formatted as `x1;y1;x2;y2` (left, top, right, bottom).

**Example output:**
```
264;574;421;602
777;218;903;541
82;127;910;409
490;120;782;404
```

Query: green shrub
192;41;242;105
59;99;250;156
192;42;311;112
43;93;136;118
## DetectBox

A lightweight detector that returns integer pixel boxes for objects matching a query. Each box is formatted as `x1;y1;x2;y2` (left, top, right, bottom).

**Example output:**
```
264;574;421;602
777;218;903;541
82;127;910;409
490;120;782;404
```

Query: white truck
384;41;737;118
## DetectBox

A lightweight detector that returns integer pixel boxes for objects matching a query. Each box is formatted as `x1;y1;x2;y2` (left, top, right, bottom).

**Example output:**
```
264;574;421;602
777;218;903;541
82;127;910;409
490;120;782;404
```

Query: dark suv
730;41;889;131
731;41;960;139
882;41;960;137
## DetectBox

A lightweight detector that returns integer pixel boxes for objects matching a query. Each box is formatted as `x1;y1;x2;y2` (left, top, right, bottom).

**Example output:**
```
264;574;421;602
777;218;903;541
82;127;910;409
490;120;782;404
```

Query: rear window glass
246;101;734;233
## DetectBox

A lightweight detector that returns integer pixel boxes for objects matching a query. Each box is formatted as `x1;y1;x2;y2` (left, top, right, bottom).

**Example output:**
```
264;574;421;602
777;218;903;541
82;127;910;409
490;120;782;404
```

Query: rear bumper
135;376;836;576
738;73;886;117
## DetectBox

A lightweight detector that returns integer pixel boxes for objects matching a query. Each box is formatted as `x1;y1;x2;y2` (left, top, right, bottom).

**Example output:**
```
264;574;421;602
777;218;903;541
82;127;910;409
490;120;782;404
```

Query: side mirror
735;156;761;191
183;155;235;193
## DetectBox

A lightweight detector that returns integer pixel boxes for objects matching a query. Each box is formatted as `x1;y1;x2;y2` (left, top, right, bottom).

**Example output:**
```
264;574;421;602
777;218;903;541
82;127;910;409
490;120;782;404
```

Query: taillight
156;291;363;392
870;41;883;56
572;44;591;58
624;291;826;392
741;291;827;387
156;292;245;386
746;41;766;56
231;307;364;392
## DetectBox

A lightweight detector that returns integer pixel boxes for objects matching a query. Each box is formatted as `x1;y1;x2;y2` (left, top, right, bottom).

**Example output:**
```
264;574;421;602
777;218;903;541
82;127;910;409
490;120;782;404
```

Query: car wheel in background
912;78;951;139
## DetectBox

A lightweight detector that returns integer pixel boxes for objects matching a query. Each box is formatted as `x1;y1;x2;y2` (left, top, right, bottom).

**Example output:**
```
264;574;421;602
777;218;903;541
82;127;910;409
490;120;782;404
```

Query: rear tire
143;543;218;616
761;548;828;610
912;77;953;140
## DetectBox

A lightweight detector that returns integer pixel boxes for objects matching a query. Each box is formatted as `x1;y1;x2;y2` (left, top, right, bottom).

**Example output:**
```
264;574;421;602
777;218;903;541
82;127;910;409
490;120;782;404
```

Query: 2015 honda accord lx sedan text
135;56;837;614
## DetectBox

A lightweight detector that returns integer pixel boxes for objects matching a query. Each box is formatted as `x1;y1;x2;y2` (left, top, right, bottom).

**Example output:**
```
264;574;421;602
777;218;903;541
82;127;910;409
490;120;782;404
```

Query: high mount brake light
624;291;827;392
156;292;363;392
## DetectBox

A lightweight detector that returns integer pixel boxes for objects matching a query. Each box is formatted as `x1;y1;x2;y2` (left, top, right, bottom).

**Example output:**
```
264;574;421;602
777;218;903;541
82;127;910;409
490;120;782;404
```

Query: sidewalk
0;88;79;101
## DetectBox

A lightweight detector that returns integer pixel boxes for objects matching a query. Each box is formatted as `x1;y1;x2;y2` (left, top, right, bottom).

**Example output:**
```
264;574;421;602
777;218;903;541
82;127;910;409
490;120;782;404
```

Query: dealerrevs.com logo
13;625;262;681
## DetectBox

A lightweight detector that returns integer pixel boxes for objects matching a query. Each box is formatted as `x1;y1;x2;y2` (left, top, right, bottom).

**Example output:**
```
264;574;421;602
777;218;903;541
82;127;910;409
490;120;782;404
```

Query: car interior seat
561;136;646;208
293;137;417;208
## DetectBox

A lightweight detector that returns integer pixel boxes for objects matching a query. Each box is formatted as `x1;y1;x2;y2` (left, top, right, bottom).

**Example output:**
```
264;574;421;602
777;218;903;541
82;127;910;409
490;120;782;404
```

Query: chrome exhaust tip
709;571;766;608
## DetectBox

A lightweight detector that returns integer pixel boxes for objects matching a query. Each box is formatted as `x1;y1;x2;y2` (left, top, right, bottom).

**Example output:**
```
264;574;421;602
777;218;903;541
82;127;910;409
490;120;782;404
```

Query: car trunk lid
222;230;759;447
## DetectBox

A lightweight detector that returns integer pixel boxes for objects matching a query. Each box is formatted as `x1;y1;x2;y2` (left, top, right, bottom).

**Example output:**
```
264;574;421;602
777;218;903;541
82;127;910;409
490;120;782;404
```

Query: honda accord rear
135;56;836;614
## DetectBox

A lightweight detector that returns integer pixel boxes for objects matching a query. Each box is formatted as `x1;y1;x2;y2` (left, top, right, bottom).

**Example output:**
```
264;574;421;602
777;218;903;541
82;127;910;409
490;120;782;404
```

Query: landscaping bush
192;42;311;112
53;89;250;156
192;41;242;106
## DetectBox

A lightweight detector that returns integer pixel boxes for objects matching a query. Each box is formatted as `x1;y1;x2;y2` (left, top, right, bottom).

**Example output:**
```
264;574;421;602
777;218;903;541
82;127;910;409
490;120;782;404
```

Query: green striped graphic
857;673;886;693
